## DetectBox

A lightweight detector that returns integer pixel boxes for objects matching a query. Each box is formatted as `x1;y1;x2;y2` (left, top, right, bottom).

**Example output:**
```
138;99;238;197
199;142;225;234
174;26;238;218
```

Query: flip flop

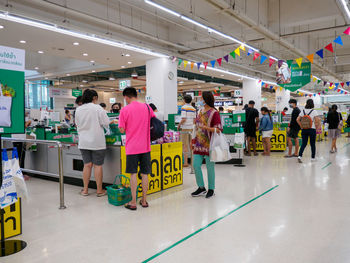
80;190;89;196
96;191;107;197
125;204;137;211
139;200;149;208
284;155;293;158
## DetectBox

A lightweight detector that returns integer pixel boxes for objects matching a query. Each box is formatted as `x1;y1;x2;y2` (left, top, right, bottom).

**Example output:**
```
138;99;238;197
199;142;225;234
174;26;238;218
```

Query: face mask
197;100;204;107
112;109;119;113
289;104;293;108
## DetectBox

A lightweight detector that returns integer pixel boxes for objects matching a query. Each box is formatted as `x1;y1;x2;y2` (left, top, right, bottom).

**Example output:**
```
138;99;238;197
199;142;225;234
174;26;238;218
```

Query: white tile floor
3;137;350;263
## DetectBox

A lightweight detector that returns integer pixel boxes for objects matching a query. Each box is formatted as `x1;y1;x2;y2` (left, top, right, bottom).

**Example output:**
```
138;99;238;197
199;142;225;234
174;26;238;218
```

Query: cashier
111;103;121;114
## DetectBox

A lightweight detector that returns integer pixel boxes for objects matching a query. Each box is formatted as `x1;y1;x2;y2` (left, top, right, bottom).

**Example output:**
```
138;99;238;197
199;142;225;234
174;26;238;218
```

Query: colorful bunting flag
230;51;236;59
253;52;260;61
344;26;350;35
258;80;262;83
287;60;293;68
240;45;246;51
325;88;328;92
269;58;276;67
261;82;265;86
210;60;216;68
316;49;324;59
334;36;343;46
203;62;208;69
317;80;321;84
217;58;222;66
183;60;188;69
247;49;254;56
324;81;327;86
347;81;350;87
325;43;334;53
306;54;314;64
278;60;284;68
190;62;194;70
335;83;339;88
341;83;344;87
312;77;317;82
178;59;183;66
197;62;201;70
295;57;303;68
223;55;229;62
260;55;267;64
234;48;240;57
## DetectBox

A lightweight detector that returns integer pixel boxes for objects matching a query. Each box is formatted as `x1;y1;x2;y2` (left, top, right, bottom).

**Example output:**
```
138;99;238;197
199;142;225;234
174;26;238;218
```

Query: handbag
0;83;12;127
146;105;165;141
338;113;343;130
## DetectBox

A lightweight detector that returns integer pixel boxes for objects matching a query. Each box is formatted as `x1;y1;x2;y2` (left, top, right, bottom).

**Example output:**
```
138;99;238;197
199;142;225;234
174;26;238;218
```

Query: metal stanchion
57;147;66;210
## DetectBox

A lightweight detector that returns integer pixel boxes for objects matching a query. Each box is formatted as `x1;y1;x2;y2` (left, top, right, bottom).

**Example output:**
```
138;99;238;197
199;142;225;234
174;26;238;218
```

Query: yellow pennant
239;44;246;51
306;54;314;64
295;57;303;68
313;77;317;82
235;48;240;57
183;60;188;69
280;87;283;91
191;62;194;70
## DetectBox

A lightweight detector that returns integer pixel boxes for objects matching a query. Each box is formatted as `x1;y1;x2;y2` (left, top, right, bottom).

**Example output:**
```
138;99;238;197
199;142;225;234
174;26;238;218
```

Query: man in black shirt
285;99;300;158
244;100;259;156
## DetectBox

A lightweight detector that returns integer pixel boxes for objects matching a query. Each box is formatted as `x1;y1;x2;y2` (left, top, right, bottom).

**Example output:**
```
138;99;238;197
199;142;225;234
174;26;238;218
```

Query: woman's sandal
80;190;89;196
139;200;149;208
125;204;137;211
96;191;107;197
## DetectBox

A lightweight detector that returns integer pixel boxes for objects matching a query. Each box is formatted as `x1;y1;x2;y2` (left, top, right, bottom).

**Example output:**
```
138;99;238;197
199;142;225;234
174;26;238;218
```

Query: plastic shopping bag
0;149;18;209
11;148;29;200
234;132;245;149
0;83;12;127
210;132;231;162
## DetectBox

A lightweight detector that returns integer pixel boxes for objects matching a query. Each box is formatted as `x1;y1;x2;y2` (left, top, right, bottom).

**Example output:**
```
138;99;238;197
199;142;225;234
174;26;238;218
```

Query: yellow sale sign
0;199;22;239
254;130;287;151
162;142;183;190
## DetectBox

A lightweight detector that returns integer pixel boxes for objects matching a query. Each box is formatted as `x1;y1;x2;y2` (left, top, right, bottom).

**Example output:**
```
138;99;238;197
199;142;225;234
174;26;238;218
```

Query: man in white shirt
178;95;196;167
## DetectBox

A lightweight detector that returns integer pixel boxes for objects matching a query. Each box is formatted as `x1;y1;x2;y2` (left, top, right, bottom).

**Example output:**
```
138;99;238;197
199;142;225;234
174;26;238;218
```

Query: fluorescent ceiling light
83;53;88;56
34;67;39;70
181;16;208;30
38;50;44;54
90;60;95;63
340;0;350;19
19;40;26;43
144;0;181;17
178;77;188;81
209;82;224;86
0;12;167;58
193;79;205;83
0;25;3;29
73;42;79;46
127;61;132;64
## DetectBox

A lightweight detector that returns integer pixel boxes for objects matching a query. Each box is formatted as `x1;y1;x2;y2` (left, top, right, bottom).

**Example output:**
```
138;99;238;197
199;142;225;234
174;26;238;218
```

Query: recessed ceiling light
34;67;39;70
19;40;26;44
66;73;70;76
121;66;125;68
45;77;48;80
200;70;203;73
127;61;132;64
110;88;114;90
220;74;224;77
38;50;44;54
83;53;88;56
0;25;4;29
179;81;184;84
92;70;96;73
125;54;130;57
73;42;79;46
80;84;84;87
90;60;95;63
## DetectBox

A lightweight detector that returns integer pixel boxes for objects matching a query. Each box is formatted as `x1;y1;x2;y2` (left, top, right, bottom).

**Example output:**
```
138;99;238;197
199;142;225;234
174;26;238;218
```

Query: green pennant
317;79;321;84
230;51;236;59
325;88;328;92
287;60;293;68
178;59;183;66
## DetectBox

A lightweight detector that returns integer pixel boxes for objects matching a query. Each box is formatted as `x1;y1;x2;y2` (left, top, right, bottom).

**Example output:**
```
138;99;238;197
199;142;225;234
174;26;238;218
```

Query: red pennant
330;82;333;87
309;94;312;97
253;52;260;61
325;43;334;53
344;27;350;35
318;93;321;95
258;80;262;83
269;58;276;67
338;89;341;92
341;83;345;87
217;58;222;66
203;62;208;69
346;92;348;95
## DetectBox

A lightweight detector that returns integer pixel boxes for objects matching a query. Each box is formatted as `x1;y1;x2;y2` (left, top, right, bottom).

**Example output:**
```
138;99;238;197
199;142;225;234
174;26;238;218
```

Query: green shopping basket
106;175;132;206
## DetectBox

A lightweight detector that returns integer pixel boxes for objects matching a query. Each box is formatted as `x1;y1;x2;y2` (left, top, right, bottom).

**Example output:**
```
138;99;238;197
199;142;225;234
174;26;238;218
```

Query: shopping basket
106;175;132;206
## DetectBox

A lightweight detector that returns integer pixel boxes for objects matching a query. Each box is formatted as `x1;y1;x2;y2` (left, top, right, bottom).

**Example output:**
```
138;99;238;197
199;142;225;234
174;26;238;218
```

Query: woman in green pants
191;92;222;199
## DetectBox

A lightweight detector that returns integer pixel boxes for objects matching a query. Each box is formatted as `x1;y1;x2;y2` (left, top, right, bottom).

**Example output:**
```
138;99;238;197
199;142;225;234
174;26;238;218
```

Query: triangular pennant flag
217;58;222;66
230;51;236;59
316;49;324;59
197;62;201;70
260;55;267;64
247;49;253;56
341;90;344;94
325;43;334;53
239;45;246;51
287;60;293;68
269;58;276;67
191;62;194;70
324;81;327;86
261;82;265;86
335;83;339;88
334;36;343;46
295;57;303;68
203;62;208;69
346;81;350;87
234;48;240;56
306;54;314;64
344;26;350;35
178;59;183;66
278;60;284;68
312;77;317;82
183;60;188;69
210;60;216;68
223;55;229;62
317;79;321;84
258;80;262;83
341;83;345;87
253;52;260;61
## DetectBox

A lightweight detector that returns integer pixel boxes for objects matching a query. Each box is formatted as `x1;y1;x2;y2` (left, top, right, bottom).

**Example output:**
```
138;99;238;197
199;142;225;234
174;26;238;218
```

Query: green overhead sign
72;89;83;97
277;62;311;92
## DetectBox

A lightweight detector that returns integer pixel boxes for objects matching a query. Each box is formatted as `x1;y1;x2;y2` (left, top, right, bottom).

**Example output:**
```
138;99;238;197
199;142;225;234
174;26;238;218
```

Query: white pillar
275;88;290;112
243;79;261;110
146;58;177;121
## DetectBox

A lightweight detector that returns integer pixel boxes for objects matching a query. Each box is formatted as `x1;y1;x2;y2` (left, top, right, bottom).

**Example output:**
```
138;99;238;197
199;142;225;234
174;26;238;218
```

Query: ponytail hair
261;107;272;121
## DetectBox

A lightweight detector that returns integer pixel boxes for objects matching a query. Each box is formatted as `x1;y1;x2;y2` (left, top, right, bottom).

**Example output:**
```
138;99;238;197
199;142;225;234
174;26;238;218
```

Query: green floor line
341;142;350;149
321;162;332;169
142;185;279;263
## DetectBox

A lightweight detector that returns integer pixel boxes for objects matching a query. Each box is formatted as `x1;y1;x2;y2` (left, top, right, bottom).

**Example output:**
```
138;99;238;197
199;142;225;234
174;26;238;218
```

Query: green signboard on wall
277;62;311;92
72;89;82;97
0;45;25;134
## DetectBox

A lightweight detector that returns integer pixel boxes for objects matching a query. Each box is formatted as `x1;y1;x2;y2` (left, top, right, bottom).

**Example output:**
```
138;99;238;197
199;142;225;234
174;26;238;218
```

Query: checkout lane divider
142;185;279;263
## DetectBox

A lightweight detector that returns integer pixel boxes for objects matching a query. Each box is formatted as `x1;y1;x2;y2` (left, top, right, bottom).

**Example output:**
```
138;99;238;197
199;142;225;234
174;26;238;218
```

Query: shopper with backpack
296;99;321;163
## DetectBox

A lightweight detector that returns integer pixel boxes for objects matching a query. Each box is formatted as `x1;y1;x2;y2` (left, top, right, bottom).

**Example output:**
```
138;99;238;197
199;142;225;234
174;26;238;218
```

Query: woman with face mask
191;92;222;199
111;103;121;114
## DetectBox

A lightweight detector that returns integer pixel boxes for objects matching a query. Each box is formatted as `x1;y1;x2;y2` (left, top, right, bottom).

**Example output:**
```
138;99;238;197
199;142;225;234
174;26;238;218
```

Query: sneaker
297;157;302;163
311;158;317;162
206;189;215;199
191;187;207;197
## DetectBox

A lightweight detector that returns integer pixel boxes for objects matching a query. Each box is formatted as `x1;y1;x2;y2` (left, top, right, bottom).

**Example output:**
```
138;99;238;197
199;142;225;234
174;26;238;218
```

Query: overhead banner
0;45;25;72
277;62;311;92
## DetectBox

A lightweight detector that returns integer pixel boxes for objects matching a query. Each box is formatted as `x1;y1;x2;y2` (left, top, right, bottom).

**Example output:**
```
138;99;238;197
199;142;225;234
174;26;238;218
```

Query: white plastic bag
11;148;29;200
234;133;245;149
0;83;12;127
0;149;18;208
210;132;231;162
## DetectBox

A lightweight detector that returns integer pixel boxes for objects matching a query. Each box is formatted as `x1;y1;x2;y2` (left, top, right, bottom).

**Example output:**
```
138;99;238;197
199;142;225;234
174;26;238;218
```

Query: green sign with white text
72;89;82;97
277;62;311;92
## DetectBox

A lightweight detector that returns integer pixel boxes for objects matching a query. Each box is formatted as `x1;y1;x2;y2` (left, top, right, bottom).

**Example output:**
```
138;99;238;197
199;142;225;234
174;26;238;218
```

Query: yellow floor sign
162;142;183;190
253;130;287;151
0;199;22;239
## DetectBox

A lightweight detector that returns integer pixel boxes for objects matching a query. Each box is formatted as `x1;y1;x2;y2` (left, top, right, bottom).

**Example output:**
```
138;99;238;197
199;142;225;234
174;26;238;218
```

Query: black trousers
13;142;26;168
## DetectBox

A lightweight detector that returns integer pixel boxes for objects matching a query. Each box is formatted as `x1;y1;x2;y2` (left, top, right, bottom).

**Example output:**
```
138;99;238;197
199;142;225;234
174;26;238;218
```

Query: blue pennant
210;60;216;68
197;62;201;70
316;49;324;59
247;49;254;56
260;55;267;64
335;83;339;88
334;36;343;46
346;81;350;87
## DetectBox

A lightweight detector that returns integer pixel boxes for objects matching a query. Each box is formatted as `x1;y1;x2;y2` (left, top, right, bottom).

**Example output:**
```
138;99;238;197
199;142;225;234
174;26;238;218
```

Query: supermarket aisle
3;137;350;263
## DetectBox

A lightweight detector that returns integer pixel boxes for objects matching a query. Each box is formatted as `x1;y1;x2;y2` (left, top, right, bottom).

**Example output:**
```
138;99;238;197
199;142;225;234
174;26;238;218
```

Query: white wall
243;79;261;109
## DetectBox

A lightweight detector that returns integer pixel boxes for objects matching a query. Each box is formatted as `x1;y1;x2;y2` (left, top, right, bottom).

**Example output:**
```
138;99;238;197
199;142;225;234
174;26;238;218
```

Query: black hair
261;107;272;121
331;104;338;111
65;110;70;114
100;103;106;108
82;89;98;104
249;100;255;105
184;95;193;104
122;87;137;98
283;107;288;111
75;95;83;105
289;99;297;104
111;103;120;109
219;106;224;111
243;104;248;110
149;103;157;111
202;91;215;108
305;99;314;109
